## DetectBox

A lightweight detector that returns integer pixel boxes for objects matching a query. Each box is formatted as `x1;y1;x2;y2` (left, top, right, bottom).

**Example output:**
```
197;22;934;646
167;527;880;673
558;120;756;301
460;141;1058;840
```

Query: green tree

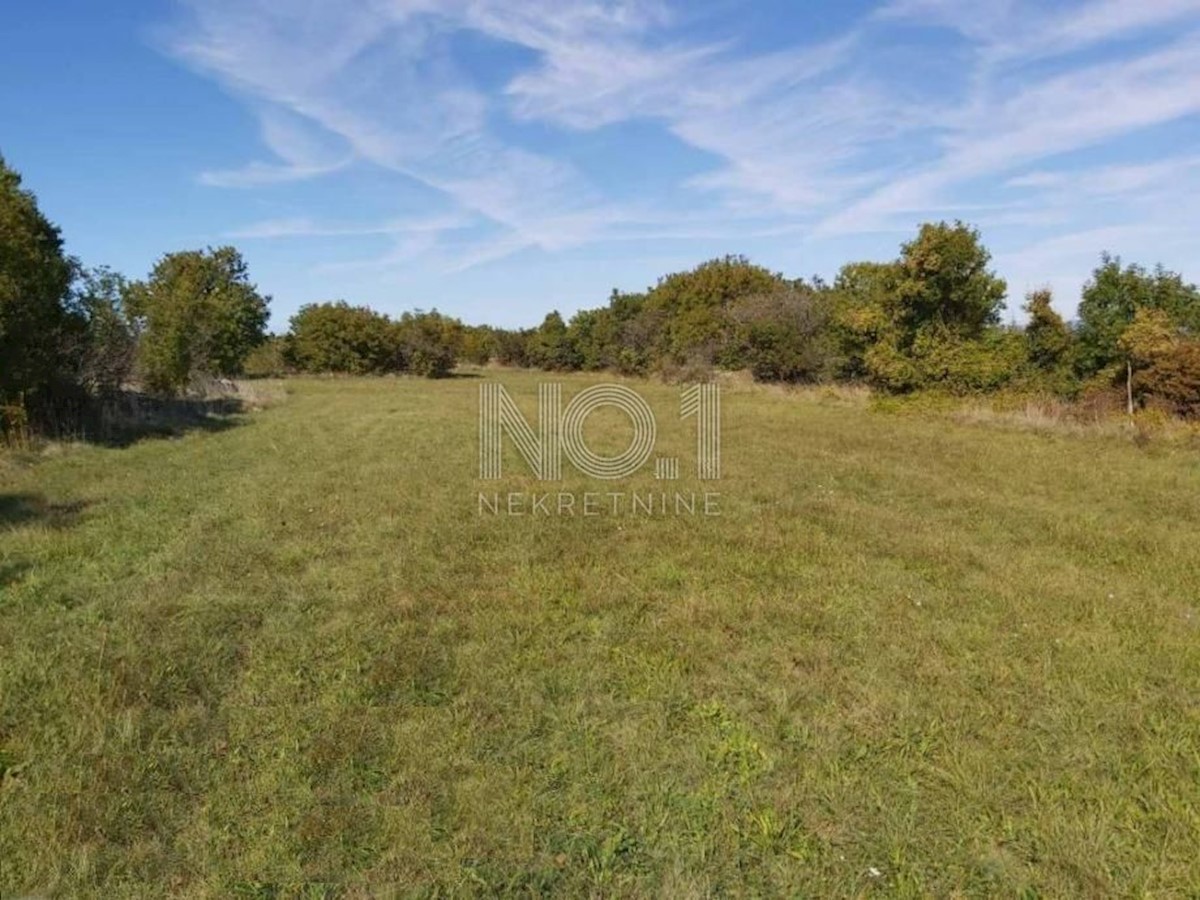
730;284;839;383
1020;288;1076;399
127;247;269;393
610;290;656;374
0;155;77;407
1023;290;1072;371
395;310;459;378
830;261;900;378
646;256;785;365
566;307;615;371
834;223;1008;392
72;266;138;397
526;311;581;371
459;325;495;366
492;328;534;368
285;302;398;375
892;221;1006;339
1076;255;1200;376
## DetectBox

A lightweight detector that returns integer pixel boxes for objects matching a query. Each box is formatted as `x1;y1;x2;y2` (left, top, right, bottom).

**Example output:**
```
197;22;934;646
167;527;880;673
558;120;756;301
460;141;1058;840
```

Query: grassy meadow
2;370;1199;896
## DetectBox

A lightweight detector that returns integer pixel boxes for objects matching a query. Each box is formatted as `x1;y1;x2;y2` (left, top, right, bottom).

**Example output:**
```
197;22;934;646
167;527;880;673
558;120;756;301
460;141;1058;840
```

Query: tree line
477;226;1200;417
4;153;1200;443
0;156;470;439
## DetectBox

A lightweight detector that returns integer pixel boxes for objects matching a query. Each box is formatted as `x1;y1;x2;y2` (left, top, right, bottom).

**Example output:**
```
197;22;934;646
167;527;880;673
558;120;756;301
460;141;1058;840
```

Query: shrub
394;311;460;378
730;286;839;383
526;311;581;371
242;337;289;378
1119;308;1200;417
285;302;398;375
646;256;785;364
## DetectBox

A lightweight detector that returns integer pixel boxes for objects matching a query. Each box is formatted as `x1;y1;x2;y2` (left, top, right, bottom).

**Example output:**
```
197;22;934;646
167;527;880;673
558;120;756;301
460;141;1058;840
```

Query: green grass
2;371;1199;897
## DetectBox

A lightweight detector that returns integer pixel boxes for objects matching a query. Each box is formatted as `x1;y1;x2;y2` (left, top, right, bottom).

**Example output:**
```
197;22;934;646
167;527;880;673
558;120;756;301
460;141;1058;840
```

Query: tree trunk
1127;359;1134;417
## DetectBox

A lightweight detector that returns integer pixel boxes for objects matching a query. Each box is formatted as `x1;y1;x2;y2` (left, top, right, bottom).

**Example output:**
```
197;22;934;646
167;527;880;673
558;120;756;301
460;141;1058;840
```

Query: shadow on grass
17;389;251;449
0;561;32;590
0;495;89;529
87;393;247;448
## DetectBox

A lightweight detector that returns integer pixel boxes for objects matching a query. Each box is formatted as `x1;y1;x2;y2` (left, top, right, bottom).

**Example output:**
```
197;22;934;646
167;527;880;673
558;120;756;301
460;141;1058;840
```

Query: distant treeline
463;230;1200;419
4;152;1200;443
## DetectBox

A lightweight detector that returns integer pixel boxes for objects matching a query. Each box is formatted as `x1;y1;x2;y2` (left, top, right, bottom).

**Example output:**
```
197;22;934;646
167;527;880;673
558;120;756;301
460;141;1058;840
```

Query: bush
867;326;1026;395
1120;308;1200;417
395;311;460;378
659;349;715;384
1140;343;1200;417
526;311;581;371
242;337;289;378
730;286;839;383
285;302;398;375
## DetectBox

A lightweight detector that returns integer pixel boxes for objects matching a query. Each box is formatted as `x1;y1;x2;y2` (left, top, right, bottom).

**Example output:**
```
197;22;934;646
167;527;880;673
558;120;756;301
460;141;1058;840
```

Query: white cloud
198;105;354;187
816;18;1200;235
162;0;1200;299
226;212;472;239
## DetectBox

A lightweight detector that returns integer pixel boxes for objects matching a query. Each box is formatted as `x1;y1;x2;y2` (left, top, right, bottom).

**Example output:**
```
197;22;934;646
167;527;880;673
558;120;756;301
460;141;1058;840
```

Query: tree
285;302;398;374
609;290;656;375
1023;290;1071;370
1117;307;1200;417
830;261;899;378
127;247;269;393
832;223;1009;392
1021;288;1075;387
730;284;839;383
492;328;533;368
646;256;785;365
0;155;77;408
1076;255;1200;376
567;307;616;371
395;310;458;378
459;325;495;366
72;266;138;397
526;311;581;371
892;221;1006;339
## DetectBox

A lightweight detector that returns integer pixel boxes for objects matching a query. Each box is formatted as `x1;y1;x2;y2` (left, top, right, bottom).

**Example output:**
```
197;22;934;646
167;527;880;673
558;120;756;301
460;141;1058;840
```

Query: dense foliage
126;247;270;394
4;151;1200;439
474;223;1200;416
0;156;77;413
282;303;460;378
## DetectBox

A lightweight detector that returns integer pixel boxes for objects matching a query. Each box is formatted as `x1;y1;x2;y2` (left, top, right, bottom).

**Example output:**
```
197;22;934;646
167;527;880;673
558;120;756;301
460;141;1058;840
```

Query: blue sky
3;0;1199;330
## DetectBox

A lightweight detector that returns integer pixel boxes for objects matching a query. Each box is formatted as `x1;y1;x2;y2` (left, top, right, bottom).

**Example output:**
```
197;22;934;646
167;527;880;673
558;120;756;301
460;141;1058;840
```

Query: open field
2;371;1200;896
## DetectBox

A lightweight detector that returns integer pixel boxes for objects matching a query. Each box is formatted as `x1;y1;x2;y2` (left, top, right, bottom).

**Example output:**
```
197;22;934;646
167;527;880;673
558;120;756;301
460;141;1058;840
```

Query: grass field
2;371;1199;897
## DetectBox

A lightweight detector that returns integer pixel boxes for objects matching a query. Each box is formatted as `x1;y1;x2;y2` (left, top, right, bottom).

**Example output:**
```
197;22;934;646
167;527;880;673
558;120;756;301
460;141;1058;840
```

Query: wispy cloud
226;212;472;240
198;106;353;187
161;0;1200;302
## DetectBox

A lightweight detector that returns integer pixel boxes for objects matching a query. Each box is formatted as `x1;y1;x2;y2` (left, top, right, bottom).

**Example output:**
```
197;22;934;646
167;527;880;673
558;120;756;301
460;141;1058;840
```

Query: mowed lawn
2;372;1199;897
